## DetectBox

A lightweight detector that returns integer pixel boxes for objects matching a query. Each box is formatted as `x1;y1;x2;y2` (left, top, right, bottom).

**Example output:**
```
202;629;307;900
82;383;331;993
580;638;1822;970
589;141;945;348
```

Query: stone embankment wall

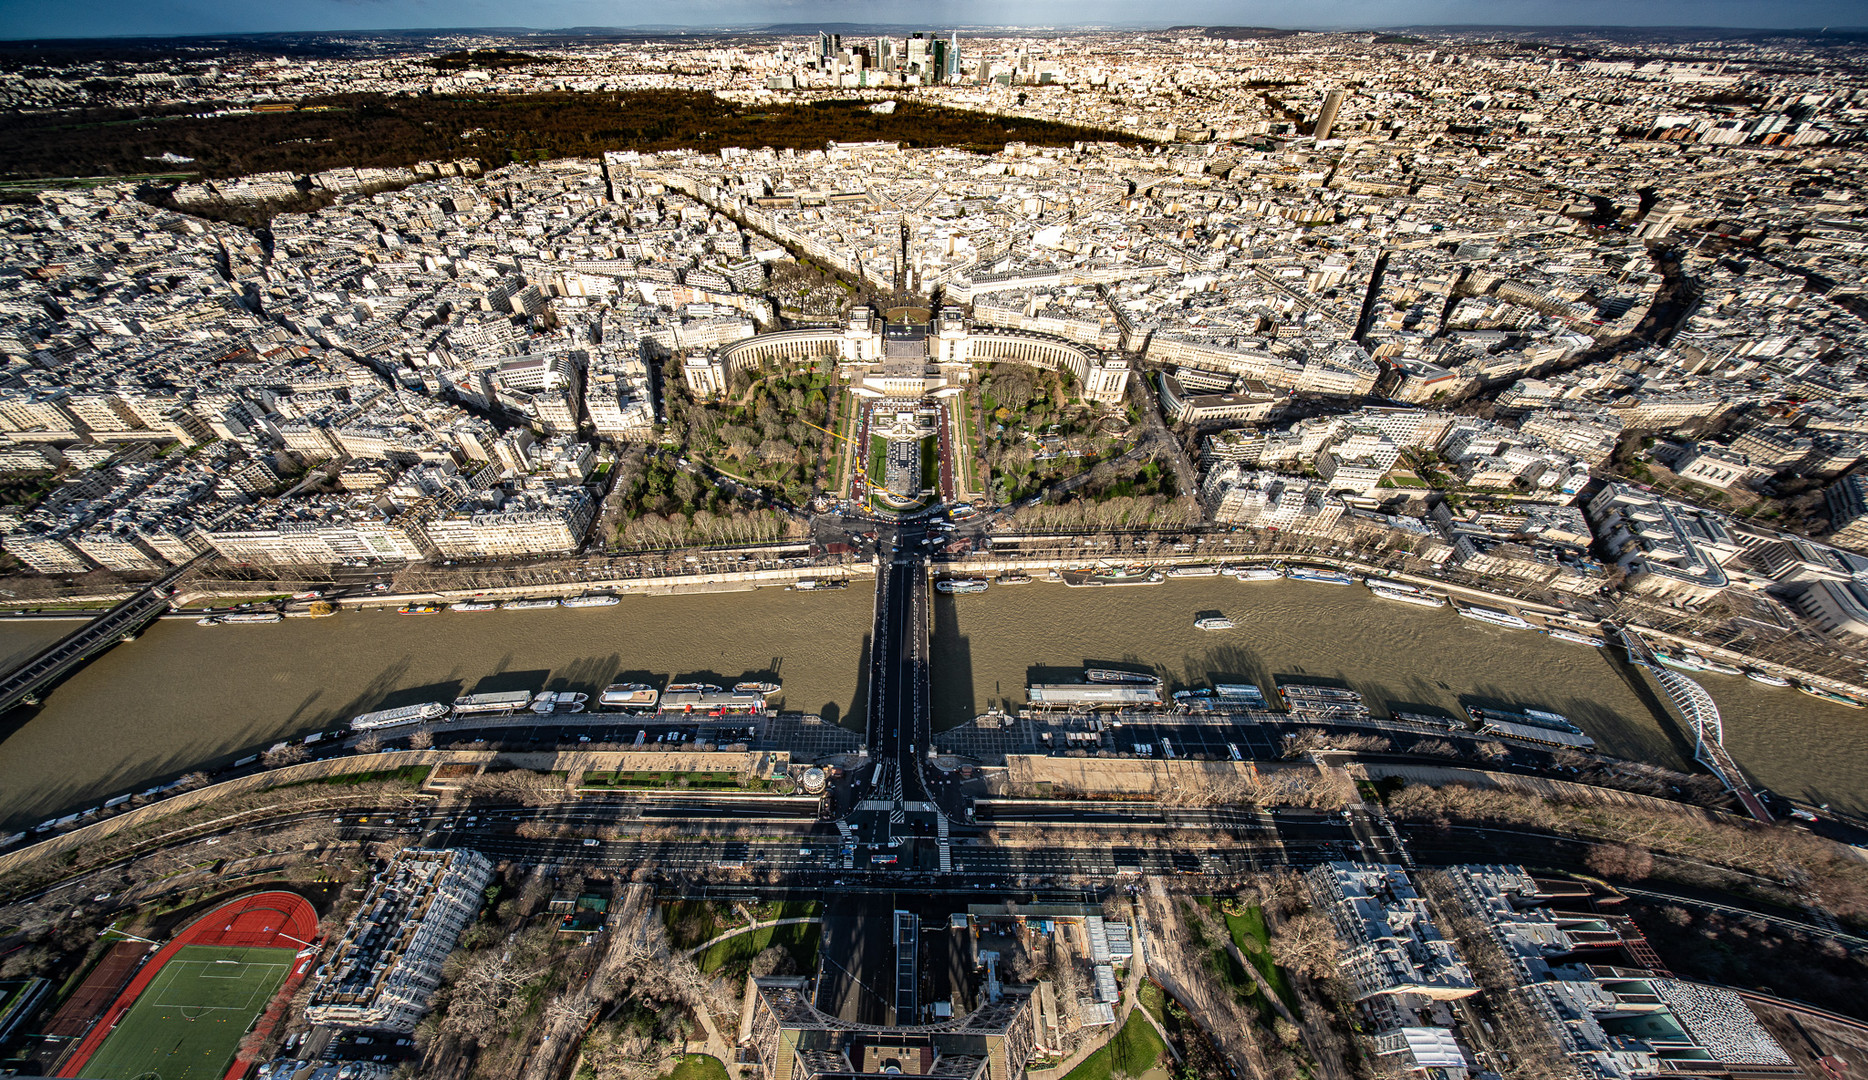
174;562;877;608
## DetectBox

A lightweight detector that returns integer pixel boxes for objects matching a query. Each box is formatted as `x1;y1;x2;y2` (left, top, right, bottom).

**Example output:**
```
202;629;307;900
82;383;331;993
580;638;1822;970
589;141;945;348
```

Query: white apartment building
1203;465;1344;533
306;848;494;1032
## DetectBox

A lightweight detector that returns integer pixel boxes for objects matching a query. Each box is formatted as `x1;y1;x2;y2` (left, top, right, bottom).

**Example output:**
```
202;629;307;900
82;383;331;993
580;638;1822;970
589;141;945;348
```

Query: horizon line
6;21;1868;45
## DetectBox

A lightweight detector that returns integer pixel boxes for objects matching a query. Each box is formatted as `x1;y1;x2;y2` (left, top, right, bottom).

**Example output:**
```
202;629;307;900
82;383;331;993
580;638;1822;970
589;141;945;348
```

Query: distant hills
1164;26;1307;39
4;22;1866;52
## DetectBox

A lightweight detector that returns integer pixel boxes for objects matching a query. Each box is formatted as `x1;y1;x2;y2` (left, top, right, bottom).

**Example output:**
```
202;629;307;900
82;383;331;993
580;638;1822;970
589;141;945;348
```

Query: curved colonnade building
681;310;1130;405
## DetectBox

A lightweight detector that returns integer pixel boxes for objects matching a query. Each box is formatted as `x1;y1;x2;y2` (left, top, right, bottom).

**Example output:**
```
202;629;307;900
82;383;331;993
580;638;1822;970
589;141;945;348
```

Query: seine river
1;577;1865;830
0;588;875;832
930;579;1868;816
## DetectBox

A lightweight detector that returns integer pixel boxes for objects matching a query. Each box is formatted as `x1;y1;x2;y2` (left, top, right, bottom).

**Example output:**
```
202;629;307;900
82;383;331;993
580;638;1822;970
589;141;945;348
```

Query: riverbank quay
326;560;877;610
938;549;1868;704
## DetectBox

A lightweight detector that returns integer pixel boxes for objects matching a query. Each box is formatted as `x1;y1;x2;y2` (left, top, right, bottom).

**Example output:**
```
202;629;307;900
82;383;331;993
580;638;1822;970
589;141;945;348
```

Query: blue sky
2;0;1864;41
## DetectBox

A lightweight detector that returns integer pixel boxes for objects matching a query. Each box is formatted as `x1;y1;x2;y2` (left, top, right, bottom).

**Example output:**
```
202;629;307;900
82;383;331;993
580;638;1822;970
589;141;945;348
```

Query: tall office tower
1313;89;1345;140
948;32;960;77
930;38;946;79
907;33;929;74
818;31;831;59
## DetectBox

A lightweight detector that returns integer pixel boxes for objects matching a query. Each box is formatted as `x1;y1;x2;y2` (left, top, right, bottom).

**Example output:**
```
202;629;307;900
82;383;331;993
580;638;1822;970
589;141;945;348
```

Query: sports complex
58;891;317;1080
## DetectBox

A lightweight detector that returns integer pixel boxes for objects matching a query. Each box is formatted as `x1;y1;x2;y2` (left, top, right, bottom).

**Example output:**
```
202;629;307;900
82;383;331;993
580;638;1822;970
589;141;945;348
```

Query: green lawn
79;945;295;1080
663;1054;729;1080
696;919;821;980
662;900;729;950
1059;1011;1166;1080
581;770;764;791
1224;906;1300;1013
920;434;939;493
1136;980;1166;1024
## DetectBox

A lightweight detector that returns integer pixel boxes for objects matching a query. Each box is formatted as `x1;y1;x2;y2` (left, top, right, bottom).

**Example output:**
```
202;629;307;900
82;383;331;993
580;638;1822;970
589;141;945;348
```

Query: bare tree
463;770;566;807
354;731;384;755
408;729;434;751
1585;844;1653;882
262;744;309;769
1268;911;1340;982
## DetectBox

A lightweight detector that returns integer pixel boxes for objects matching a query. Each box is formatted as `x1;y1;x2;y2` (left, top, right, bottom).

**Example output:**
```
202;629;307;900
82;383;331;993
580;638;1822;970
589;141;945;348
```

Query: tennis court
76;944;295;1080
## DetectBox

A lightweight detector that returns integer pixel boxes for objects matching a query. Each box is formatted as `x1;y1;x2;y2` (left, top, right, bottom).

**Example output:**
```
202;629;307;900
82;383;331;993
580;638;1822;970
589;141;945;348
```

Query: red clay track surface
41;942;146;1040
56;891;318;1079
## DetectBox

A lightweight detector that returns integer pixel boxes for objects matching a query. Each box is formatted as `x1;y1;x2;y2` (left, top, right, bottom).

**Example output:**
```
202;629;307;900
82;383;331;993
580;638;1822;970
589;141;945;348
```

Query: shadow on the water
823;631;869;734
1270;671;1353;691
0;702;41;746
1377;699;1458;722
931;592;973;728
545;653;625;694
1182;641;1266;694
471;668;553;695
1042;657;1160;687
1028;663;1088;685
1459;690;1526;713
324;657;421;727
1600;654;1701;765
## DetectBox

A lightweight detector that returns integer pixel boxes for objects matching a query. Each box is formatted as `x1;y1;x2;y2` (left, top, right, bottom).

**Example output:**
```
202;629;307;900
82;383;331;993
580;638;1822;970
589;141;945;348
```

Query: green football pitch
79;944;296;1080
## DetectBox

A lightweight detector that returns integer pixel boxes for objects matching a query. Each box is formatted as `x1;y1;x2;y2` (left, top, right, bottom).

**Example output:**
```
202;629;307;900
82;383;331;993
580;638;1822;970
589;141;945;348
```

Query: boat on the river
350;702;449;731
995;572;1034;585
790;578;849;591
1655;649;1741;675
1545;627;1607;648
502;598;561;610
1653;649;1708;672
1798;683;1867;709
734;681;782;696
1230;566;1284;581
1086;668;1160;685
205;611;284;624
1062;565;1164;587
1745;669;1792;687
936;578;989;594
1370;585;1446;608
1288;567;1354;585
1466;705;1595;750
532;691;588;715
599;683;660;709
1458;605;1531;630
396;604;443;615
452;689;538;715
561;594;620;608
450;600;498;612
1214;684;1268;707
1194;616;1235;630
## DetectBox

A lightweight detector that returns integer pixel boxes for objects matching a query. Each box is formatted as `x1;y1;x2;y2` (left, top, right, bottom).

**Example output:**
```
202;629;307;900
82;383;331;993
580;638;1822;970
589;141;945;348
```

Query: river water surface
2;576;1865;830
0;588;874;831
931;578;1868;815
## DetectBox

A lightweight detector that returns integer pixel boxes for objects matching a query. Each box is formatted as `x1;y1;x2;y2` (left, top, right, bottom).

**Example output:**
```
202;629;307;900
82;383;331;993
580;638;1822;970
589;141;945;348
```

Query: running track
58;891;318;1080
